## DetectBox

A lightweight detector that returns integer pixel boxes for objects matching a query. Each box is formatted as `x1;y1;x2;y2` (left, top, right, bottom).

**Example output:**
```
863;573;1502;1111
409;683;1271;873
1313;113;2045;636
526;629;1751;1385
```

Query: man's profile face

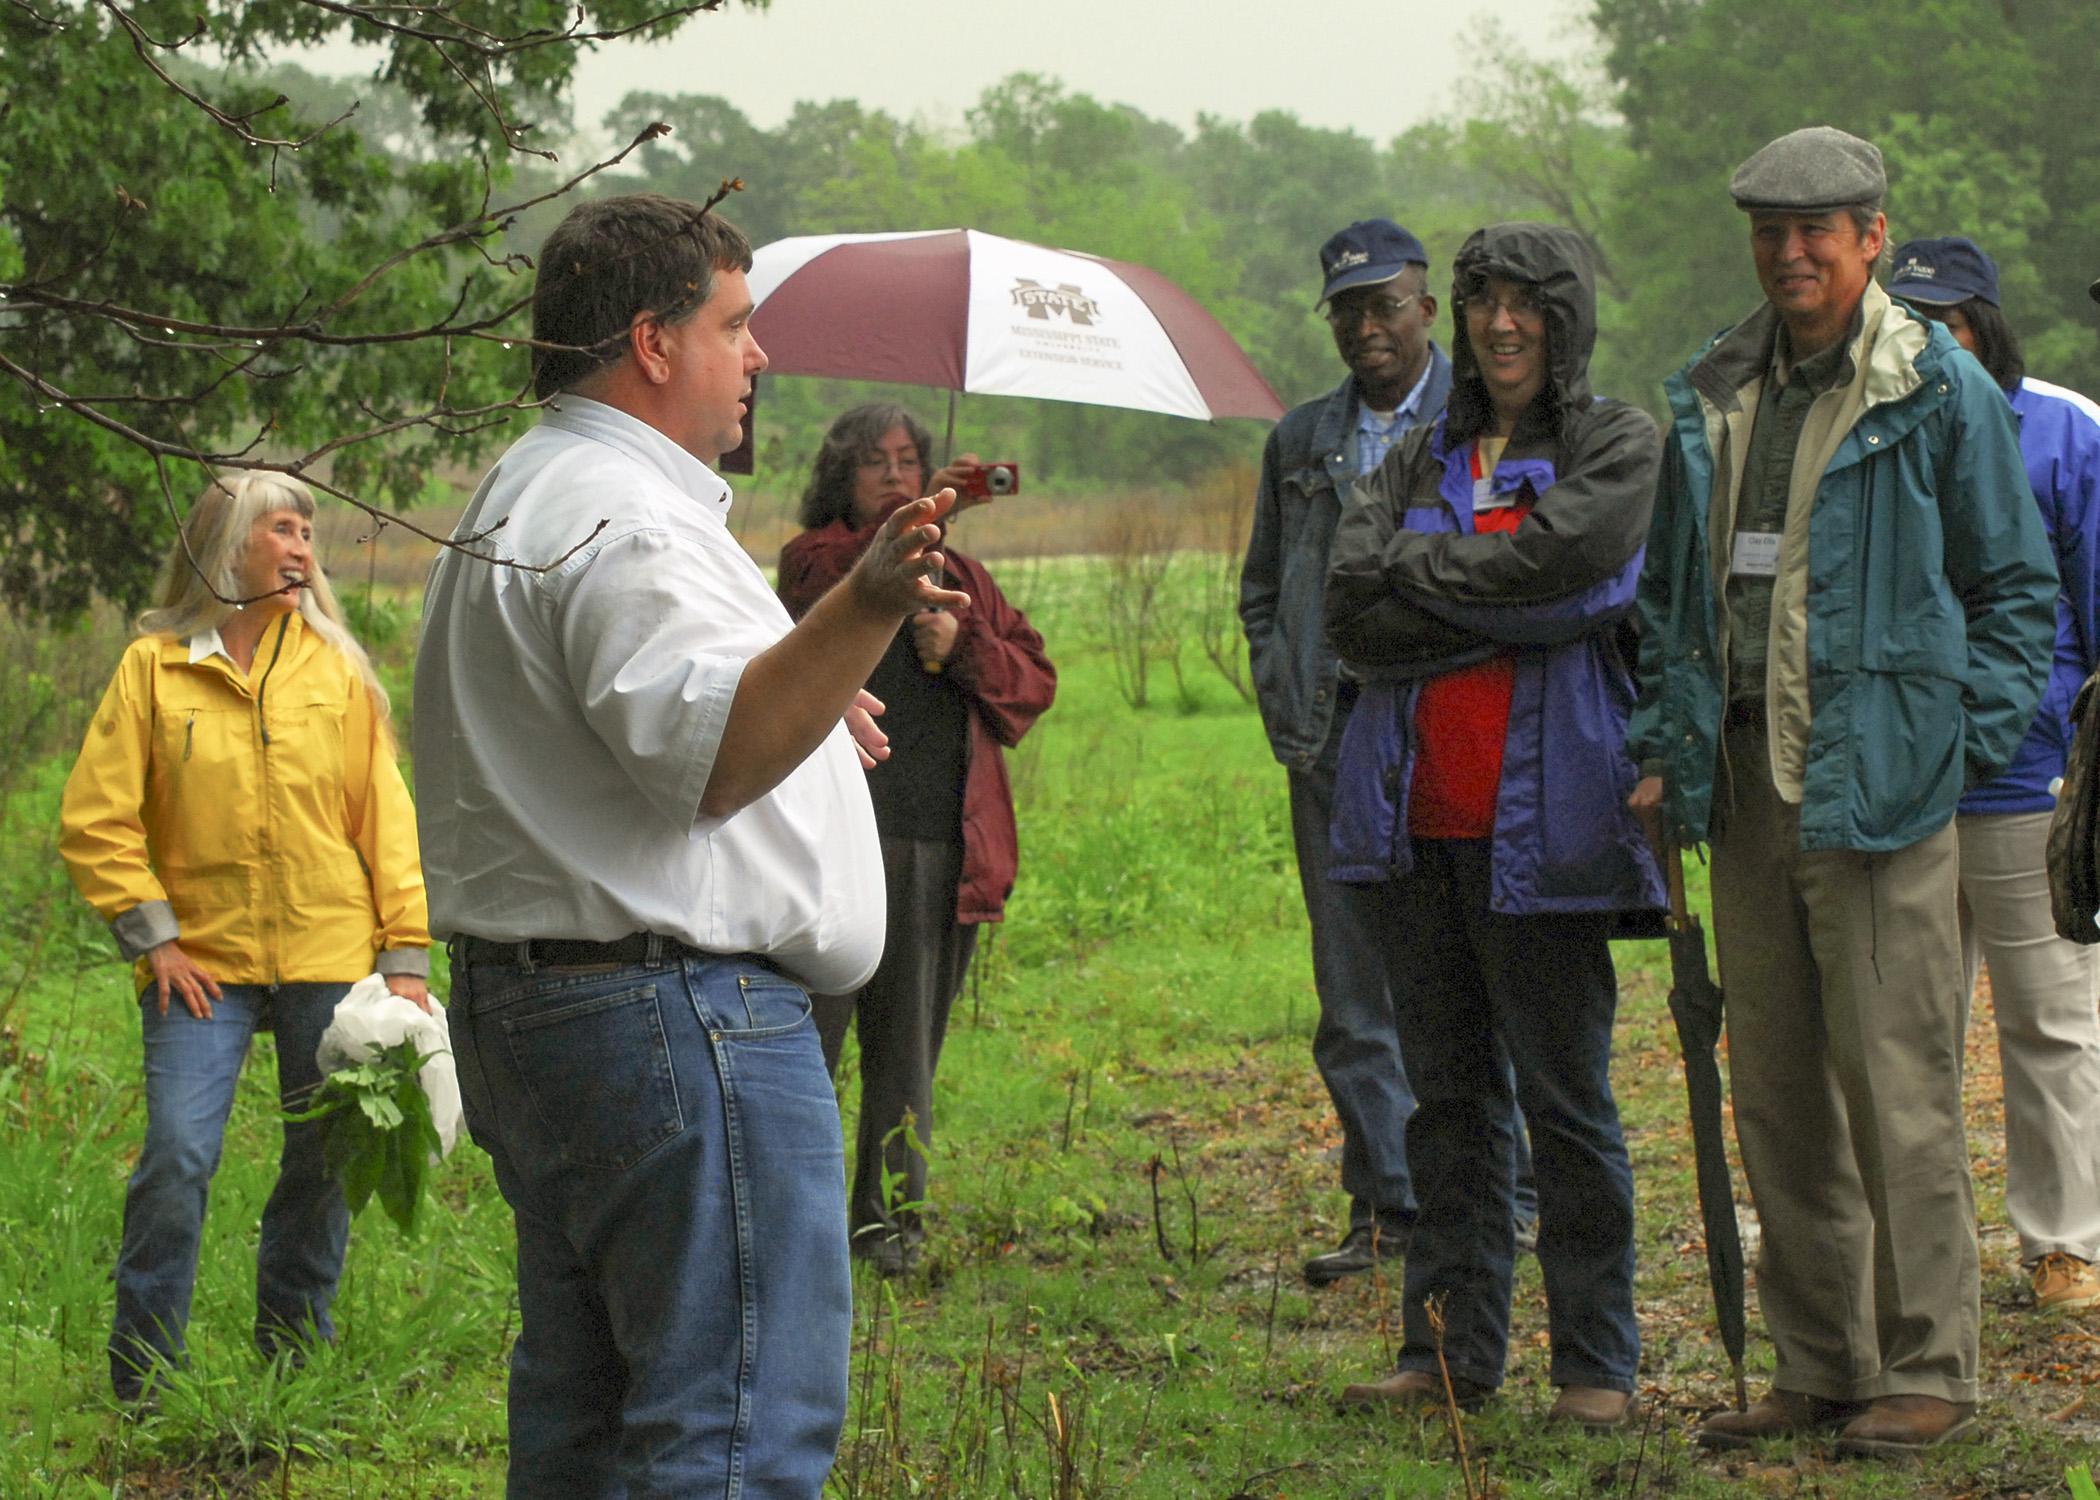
1327;266;1435;402
1750;210;1883;332
660;266;768;464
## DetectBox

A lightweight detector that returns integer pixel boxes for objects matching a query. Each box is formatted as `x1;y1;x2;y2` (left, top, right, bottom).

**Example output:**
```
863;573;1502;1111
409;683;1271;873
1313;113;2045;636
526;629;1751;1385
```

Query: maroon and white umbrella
745;229;1284;423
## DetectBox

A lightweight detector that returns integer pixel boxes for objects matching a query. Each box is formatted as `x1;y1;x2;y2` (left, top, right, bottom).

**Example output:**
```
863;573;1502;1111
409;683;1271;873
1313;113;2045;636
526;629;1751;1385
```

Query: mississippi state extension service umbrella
744;229;1285;424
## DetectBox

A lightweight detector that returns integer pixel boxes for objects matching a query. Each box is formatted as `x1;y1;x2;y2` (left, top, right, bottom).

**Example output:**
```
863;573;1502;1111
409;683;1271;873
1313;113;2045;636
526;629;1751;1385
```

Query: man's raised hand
847;491;971;618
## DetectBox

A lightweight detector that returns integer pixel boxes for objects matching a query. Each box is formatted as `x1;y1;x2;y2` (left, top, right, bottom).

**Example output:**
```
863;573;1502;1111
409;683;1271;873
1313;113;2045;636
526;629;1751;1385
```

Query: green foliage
1593;0;2100;397
2070;1464;2099;1500
285;1038;444;1237
0;0;765;617
5;573;2099;1494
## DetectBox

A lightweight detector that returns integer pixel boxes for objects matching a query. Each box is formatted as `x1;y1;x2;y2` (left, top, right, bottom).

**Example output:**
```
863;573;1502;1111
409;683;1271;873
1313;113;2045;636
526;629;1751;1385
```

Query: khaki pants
1957;809;2100;1264
1711;720;1979;1404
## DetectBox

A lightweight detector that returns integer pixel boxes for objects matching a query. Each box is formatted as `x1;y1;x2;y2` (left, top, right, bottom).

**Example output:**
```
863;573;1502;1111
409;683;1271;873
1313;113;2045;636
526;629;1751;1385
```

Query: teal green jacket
1627;288;2057;853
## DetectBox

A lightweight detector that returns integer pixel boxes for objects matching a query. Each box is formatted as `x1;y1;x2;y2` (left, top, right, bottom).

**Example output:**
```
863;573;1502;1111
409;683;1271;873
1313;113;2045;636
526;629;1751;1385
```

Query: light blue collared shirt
1355;356;1438;476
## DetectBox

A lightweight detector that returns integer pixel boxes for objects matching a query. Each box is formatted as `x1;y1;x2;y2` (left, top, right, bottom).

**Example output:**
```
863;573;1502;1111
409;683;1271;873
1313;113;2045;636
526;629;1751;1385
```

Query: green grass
3;559;2096;1497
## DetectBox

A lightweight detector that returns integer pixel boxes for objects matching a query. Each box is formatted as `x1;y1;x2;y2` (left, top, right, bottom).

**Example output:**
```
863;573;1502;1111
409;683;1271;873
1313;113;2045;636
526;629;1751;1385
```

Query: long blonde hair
138;473;390;716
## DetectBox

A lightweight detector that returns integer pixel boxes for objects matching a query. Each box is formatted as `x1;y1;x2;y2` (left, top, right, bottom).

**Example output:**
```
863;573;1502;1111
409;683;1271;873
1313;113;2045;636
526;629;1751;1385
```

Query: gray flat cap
1730;126;1886;212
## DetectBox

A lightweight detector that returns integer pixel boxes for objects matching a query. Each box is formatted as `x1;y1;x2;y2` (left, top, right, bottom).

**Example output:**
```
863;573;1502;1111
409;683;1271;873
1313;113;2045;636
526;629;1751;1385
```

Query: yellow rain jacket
59;611;430;989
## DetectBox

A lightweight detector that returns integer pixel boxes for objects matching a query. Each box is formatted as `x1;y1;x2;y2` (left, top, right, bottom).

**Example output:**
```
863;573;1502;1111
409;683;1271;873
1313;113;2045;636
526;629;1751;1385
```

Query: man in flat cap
1627;126;2057;1456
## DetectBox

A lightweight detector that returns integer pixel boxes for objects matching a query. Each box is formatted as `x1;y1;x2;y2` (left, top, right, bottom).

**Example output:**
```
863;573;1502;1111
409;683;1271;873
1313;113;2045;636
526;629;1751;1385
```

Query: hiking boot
2031;1252;2100;1312
1550;1385;1637;1431
1303;1222;1410;1287
1834;1395;1977;1458
1339;1367;1493;1412
850;1229;918;1278
1696;1388;1866;1450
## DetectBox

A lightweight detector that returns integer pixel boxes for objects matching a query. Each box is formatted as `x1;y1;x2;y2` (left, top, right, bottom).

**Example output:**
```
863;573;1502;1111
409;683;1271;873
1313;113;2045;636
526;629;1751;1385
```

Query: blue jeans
1291;738;1539;1230
1367;839;1638;1392
450;950;851;1500
111;982;351;1400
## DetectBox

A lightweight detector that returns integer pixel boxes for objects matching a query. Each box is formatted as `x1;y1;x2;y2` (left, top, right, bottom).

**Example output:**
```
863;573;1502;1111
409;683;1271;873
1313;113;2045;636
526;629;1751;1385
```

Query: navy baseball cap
1318;219;1429;305
1887;236;2000;308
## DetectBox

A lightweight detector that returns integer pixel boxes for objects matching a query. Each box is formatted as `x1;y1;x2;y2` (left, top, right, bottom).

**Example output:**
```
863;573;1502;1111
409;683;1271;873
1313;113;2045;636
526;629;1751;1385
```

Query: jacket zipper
254;612;290;982
255;613;290;747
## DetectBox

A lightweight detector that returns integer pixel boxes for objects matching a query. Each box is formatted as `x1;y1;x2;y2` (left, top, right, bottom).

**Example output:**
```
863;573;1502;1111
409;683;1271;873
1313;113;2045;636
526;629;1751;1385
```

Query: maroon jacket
777;521;1056;923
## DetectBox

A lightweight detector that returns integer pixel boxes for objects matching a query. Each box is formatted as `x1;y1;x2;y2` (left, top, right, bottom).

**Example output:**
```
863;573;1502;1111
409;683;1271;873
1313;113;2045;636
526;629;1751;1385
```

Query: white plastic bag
315;974;464;1157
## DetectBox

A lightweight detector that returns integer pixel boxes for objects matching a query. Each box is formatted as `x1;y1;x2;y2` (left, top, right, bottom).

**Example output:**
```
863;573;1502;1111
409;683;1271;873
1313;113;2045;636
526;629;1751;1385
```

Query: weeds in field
5;574;2098;1498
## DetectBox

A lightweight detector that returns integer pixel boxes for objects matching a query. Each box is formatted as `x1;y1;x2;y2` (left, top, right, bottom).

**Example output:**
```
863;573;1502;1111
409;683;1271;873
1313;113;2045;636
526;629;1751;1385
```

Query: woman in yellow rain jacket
59;473;430;1402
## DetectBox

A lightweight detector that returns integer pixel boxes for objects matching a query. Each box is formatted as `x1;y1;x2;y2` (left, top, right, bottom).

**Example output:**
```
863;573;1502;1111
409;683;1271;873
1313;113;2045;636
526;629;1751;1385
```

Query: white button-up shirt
413;397;885;994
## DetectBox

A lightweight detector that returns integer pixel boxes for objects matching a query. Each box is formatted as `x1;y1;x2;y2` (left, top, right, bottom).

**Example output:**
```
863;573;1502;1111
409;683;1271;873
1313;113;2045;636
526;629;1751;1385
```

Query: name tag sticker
1731;530;1781;578
1474;477;1515;511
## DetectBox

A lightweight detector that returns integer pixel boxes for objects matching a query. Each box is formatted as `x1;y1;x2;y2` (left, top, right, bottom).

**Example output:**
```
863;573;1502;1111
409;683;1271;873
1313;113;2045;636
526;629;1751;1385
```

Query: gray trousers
1957;809;2100;1264
814;836;978;1242
1711;719;1979;1404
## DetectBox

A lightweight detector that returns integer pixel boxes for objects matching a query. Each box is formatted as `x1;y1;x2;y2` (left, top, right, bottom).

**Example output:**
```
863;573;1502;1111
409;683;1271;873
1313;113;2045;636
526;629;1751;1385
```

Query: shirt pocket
263;683;348;806
150;683;257;866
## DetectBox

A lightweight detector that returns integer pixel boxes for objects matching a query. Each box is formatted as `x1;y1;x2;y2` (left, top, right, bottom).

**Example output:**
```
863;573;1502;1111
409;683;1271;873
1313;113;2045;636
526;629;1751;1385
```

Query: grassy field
1;551;2096;1498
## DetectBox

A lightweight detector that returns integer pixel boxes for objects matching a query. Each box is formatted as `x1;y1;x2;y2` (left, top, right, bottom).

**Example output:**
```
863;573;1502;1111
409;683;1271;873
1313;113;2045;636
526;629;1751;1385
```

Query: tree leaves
285;1037;443;1238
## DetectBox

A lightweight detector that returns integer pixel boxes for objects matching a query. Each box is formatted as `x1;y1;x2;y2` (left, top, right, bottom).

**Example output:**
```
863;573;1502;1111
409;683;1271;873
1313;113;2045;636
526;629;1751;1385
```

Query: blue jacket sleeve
2042;389;2100;677
1404;549;1644;646
1942;369;2062;787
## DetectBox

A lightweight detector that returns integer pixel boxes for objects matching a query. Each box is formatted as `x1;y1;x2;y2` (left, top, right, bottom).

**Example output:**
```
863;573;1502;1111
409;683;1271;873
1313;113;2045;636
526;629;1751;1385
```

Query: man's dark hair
531;193;755;399
1955;295;2027;390
798;403;933;529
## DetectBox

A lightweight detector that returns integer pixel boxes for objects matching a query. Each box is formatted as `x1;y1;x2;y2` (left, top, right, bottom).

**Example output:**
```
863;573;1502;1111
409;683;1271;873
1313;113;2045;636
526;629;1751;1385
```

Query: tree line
5;1;2095;614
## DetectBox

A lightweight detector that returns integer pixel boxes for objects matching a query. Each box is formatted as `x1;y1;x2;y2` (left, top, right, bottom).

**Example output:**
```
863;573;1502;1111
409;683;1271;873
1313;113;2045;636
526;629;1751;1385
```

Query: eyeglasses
856;452;924;475
1324;292;1423;330
1466;287;1545;324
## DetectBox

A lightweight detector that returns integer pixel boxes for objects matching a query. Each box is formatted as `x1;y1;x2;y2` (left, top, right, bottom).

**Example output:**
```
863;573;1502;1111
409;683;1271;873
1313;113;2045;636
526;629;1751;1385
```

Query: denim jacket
1240;351;1453;770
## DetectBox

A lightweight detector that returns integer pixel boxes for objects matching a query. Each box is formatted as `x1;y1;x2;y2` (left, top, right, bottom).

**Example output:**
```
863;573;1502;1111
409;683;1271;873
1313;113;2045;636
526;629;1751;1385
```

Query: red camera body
958;463;1021;499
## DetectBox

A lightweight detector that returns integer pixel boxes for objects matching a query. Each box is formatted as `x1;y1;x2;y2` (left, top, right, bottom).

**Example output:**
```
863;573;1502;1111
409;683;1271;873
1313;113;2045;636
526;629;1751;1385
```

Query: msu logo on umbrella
1010;279;1101;326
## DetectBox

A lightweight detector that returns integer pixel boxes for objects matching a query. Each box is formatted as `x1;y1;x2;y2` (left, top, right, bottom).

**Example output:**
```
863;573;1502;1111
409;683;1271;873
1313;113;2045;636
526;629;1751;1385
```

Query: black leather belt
453;933;698;969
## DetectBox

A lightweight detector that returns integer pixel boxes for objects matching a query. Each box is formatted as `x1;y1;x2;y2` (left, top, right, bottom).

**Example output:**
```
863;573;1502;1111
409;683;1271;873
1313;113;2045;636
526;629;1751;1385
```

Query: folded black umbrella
1665;839;1748;1413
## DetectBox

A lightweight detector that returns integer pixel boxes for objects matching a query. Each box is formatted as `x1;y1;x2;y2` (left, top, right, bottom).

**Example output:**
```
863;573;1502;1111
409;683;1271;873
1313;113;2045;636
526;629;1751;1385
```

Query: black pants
814;836;979;1240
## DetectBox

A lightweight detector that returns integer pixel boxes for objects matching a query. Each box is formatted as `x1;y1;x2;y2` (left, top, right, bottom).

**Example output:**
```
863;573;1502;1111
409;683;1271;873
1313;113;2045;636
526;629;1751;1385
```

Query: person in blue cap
1240;219;1453;1285
1888;235;2100;1318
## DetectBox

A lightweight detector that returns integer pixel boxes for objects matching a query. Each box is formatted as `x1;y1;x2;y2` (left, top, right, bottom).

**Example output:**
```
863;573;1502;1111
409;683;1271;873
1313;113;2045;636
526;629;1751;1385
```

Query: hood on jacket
1446;222;1598;449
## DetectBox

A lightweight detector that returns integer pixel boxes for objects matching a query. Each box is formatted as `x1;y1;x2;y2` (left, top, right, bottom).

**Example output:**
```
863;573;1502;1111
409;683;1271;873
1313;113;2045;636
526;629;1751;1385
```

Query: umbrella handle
1663;834;1693;931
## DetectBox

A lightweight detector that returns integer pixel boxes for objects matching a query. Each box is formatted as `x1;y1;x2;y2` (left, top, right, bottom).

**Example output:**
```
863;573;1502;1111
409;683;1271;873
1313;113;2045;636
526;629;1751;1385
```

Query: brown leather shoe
1339;1367;1493;1411
1550;1385;1637;1430
1834;1396;1977;1458
1697;1388;1866;1450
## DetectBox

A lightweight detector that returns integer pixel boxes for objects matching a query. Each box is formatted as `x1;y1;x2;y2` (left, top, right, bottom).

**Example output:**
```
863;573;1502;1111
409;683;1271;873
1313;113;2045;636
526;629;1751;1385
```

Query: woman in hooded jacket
1323;223;1663;1429
60;473;429;1401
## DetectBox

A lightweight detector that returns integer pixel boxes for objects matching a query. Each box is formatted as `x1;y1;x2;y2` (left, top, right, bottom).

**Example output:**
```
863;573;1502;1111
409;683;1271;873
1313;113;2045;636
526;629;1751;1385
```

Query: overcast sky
307;0;1592;150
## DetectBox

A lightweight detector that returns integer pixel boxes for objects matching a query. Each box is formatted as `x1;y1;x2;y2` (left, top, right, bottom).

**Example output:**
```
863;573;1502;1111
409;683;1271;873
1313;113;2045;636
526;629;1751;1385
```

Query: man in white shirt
414;193;963;1499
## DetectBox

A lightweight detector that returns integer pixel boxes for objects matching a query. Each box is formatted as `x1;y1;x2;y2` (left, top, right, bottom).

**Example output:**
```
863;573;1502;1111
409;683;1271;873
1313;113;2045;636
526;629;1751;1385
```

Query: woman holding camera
778;402;1055;1275
60;473;429;1400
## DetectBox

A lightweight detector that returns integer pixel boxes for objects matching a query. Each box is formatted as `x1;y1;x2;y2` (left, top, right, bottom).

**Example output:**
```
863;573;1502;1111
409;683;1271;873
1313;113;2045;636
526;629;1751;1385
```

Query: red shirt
1409;441;1530;839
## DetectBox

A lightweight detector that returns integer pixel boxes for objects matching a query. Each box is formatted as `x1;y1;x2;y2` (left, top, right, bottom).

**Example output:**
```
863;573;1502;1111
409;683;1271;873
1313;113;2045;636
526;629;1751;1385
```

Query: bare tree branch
98;0;363;152
0;346;614;575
